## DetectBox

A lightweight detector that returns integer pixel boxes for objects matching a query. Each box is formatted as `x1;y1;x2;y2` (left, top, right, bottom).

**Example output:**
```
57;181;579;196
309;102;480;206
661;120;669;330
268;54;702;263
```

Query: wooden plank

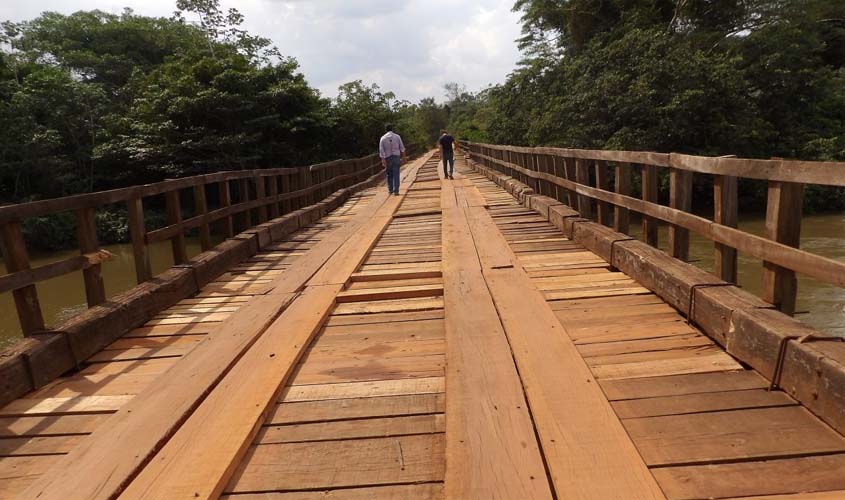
267;393;444;426
17;169;409;500
116;155;432;500
590;352;741;380
0;221;45;333
221;484;444;500
0;414;107;437
441;182;554;500
653;454;845;500
624;406;845;466
612;388;796;419
256;414;444;443
600;370;768;401
462;201;665;499
225;434;444;493
762;180;803;315
164;189;188;265
119;284;341;499
336;283;443;303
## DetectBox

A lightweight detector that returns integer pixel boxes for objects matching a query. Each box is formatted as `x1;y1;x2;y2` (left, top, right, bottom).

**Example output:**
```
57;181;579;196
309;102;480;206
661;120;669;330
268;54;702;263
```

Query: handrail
462;141;845;315
0;153;382;334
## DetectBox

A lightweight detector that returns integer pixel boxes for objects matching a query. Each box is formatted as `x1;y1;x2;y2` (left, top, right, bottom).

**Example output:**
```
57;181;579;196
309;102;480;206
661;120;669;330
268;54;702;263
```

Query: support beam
762;180;804;315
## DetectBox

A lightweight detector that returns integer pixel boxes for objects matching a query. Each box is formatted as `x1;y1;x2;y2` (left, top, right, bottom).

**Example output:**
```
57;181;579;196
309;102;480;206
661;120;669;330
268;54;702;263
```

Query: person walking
439;129;456;179
379;124;406;195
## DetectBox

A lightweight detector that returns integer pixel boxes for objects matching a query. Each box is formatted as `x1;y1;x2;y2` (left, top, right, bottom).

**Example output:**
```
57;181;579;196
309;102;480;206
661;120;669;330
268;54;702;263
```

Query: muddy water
628;212;845;337
1;214;844;350
0;238;206;350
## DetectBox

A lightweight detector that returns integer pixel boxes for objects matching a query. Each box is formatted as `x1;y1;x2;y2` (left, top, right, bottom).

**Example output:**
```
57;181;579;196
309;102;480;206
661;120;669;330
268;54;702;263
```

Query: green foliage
465;0;845;211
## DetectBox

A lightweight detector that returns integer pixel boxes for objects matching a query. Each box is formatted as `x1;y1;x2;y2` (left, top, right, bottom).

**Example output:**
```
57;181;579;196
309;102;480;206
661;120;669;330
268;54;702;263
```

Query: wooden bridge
1;145;845;499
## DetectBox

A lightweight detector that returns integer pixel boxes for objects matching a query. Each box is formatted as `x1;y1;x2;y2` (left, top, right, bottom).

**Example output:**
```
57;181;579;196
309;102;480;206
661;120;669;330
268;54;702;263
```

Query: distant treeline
442;0;845;212
1;0;843;252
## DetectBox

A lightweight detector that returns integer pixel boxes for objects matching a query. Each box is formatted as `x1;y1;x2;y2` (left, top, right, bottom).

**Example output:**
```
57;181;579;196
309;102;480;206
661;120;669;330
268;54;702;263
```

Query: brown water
1;213;844;350
628;212;845;337
0;238;206;350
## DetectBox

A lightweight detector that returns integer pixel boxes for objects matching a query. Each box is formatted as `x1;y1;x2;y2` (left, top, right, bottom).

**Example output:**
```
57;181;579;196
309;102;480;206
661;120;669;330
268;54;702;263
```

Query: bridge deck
2;154;845;499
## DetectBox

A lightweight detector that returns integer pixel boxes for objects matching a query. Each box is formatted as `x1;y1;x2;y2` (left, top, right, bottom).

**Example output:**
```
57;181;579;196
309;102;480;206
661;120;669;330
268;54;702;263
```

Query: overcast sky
0;0;524;102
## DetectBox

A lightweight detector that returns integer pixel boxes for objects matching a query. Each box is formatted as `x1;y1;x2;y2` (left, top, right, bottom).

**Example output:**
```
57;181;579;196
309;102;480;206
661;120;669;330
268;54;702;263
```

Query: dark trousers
385;155;401;193
442;153;454;177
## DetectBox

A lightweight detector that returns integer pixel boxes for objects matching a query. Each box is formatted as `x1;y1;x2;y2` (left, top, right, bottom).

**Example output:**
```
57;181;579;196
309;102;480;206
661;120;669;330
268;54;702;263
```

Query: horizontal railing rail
0;154;383;335
463;141;845;315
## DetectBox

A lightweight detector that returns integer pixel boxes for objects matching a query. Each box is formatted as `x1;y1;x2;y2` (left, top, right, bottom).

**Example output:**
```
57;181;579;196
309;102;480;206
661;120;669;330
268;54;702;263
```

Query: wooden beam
238;178;251;231
575;158;593;218
117;155;429;500
641;164;659;247
165;190;188;265
217;180;235;238
74;207;106;307
0;221;45;334
441;181;554;500
254;175;268;223
714;175;738;283
463;197;666;499
614;162;631;234
17;151;435;500
669;168;693;261
266;175;279;219
193;185;212;251
595;160;611;226
762;181;804;315
127;197;151;284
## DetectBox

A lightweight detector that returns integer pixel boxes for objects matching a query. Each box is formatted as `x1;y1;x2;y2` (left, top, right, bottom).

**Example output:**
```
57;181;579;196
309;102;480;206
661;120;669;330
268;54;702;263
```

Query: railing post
595;160;611;226
255;174;268;223
238;178;251;230
280;173;292;214
267;175;280;219
0;221;45;334
713;175;738;283
551;155;566;204
193;184;212;251
563;158;577;207
217;180;235;238
641;164;659;247
669;168;693;261
127;197;152;284
575;158;593;219
299;167;310;207
762;180;804;315
614;162;631;234
165;190;188;265
75;207;107;306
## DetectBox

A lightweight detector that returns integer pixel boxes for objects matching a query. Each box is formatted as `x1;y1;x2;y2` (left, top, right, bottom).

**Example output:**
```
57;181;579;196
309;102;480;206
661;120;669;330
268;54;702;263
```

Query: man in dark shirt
438;129;456;179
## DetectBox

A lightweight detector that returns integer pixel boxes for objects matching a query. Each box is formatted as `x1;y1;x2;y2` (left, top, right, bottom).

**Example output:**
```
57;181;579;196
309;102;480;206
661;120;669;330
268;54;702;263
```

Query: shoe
449;175;454;179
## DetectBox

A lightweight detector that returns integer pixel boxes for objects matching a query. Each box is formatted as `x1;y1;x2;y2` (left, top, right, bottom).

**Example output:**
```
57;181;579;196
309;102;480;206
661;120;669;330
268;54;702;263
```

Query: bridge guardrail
462;141;845;316
0;154;382;335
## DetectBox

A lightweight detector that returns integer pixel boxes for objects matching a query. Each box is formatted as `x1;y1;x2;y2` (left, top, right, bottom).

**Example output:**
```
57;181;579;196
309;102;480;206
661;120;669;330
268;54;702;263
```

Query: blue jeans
442;153;454;177
385;155;400;193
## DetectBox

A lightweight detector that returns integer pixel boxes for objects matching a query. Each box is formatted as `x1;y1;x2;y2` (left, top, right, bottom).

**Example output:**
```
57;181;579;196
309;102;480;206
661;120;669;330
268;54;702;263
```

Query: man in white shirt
378;124;407;195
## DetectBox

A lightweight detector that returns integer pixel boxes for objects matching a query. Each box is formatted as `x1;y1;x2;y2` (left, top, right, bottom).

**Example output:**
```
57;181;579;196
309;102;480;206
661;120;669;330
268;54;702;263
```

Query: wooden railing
0;154;383;334
463;142;845;315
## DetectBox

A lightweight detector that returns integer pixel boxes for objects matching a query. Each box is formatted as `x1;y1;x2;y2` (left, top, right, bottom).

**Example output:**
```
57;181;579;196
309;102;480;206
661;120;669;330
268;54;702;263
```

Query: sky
0;0;525;102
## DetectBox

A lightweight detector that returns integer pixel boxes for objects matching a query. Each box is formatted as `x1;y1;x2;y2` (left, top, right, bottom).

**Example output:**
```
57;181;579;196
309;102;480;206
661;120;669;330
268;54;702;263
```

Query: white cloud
0;0;523;101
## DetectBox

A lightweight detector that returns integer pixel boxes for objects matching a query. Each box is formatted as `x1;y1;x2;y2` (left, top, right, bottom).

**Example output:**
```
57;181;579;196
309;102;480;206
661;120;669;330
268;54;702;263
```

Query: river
1;214;843;350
